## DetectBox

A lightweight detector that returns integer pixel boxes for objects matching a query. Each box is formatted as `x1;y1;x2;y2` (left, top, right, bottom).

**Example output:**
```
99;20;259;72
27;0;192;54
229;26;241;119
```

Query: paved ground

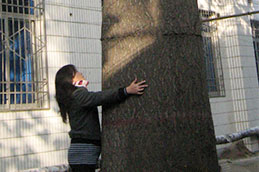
23;157;259;172
219;155;259;172
23;140;259;172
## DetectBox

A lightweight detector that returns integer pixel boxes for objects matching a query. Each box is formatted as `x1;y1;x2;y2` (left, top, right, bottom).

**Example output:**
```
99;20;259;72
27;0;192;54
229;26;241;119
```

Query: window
200;10;225;97
0;0;49;111
251;20;259;84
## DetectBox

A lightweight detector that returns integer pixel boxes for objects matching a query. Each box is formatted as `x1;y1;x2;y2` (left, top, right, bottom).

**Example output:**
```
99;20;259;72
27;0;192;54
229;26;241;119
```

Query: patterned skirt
68;143;101;165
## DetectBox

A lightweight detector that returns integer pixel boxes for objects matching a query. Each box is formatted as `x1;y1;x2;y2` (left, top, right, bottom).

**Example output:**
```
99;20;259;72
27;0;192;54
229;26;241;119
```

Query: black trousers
69;164;96;172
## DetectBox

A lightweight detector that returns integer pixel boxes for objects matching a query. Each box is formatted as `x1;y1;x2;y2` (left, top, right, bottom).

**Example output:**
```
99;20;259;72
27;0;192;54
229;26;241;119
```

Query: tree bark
102;0;220;171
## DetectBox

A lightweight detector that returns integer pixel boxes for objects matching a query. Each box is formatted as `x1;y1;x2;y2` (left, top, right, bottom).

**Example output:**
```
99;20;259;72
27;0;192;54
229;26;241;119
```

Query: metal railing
0;0;49;111
251;20;259;84
200;10;225;97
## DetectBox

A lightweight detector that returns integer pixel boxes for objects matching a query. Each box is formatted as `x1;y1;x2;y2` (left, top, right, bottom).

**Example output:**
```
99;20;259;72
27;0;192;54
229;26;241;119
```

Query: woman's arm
73;79;148;107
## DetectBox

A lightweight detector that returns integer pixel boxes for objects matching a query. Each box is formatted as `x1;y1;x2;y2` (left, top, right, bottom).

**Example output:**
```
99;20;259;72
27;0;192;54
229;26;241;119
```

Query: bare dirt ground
218;141;259;172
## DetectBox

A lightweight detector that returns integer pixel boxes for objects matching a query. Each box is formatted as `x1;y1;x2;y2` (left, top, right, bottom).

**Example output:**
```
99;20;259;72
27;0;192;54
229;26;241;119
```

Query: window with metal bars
251;20;259;84
0;0;49;111
200;10;225;97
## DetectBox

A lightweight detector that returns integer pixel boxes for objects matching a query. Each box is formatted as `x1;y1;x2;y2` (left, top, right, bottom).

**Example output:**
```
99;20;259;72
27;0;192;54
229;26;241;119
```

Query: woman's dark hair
55;64;77;123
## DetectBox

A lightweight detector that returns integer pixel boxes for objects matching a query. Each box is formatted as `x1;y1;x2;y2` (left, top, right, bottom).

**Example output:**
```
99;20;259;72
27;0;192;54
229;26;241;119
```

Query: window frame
251;20;259;85
0;0;49;111
200;9;225;98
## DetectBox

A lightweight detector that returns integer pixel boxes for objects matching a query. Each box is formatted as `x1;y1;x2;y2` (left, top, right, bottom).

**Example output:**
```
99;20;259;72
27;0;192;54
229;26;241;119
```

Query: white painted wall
0;0;103;171
198;0;259;151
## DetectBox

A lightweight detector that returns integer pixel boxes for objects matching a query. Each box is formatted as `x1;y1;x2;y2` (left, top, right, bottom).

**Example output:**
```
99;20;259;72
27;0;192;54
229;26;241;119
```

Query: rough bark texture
101;0;220;171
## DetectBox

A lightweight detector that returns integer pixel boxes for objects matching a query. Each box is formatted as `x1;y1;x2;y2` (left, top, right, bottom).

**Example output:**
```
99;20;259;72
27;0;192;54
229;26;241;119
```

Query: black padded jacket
68;87;128;143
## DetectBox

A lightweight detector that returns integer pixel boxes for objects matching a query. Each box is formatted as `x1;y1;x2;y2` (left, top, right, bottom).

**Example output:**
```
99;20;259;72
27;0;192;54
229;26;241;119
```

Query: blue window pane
2;0;34;15
30;0;34;15
253;41;259;83
7;19;33;104
203;36;218;93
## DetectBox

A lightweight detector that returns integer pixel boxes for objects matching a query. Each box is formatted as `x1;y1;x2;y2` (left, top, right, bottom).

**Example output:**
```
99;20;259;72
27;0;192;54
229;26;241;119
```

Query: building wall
0;0;102;171
198;0;259;151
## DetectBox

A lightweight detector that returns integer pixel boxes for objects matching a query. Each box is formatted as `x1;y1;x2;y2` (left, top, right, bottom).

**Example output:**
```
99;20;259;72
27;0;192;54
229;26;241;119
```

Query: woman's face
72;71;86;83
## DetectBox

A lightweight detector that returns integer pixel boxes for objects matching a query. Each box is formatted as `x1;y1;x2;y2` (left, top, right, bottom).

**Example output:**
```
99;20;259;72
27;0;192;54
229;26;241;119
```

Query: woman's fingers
138;88;144;91
132;78;137;84
139;84;148;88
136;80;148;93
131;79;147;86
137;80;146;85
137;86;147;94
127;78;148;95
137;91;144;95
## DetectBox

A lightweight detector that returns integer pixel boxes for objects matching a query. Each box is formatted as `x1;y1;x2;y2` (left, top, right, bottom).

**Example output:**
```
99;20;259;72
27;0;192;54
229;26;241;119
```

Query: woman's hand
126;78;148;95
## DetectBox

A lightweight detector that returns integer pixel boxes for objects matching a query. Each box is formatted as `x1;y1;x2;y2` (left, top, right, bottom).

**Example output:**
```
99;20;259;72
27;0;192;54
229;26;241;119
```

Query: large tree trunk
101;0;220;171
